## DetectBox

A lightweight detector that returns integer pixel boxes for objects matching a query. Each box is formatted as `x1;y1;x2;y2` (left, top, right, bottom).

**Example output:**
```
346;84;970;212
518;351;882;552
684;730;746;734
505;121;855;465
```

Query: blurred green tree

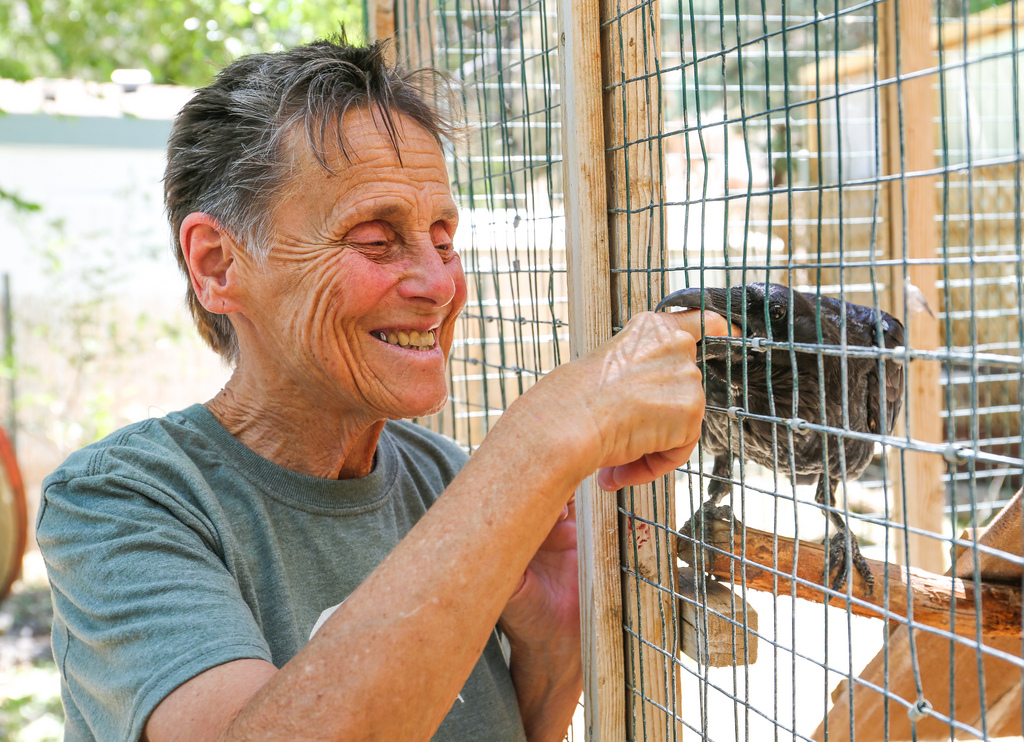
0;0;364;86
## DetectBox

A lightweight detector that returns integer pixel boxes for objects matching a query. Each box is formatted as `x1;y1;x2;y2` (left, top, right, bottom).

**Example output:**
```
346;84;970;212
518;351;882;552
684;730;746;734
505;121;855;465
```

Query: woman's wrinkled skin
181;108;466;479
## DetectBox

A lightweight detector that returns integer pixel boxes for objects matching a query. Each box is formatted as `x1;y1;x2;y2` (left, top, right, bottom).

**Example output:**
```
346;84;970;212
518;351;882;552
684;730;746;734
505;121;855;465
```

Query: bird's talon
830;572;848;593
698;504;735;525
853;552;875;596
825;534;875;595
826;538;850;592
680;504;734;540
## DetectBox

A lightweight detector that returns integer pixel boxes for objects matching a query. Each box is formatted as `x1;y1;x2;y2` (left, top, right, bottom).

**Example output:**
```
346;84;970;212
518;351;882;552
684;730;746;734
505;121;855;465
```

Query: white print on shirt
310;601;466;704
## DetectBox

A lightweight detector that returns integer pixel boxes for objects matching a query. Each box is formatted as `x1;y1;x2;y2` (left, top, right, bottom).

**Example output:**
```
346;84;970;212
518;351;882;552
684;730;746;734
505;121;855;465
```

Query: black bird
658;282;905;594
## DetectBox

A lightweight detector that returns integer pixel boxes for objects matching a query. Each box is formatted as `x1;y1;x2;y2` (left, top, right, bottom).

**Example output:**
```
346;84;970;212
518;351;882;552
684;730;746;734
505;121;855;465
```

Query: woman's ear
180;213;245;315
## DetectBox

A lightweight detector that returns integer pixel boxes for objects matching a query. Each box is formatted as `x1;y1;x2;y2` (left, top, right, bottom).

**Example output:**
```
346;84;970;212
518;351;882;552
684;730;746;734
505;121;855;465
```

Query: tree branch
678;517;1022;639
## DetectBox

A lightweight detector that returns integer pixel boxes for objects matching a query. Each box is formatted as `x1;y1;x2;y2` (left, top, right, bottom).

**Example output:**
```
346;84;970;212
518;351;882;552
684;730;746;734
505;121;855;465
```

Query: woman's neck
206;377;386;480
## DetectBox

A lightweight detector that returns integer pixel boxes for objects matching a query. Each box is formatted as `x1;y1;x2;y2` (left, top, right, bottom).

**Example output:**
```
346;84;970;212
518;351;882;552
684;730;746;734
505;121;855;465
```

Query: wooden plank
619;492;681;742
677;572;759;667
679;517;1022;639
818;631;1023;741
882;0;945;575
813;491;1024;741
556;2;624;739
983;672;1024;735
601;8;665;323
797;2;1023;88
367;0;397;68
597;2;680;739
952;492;1024;583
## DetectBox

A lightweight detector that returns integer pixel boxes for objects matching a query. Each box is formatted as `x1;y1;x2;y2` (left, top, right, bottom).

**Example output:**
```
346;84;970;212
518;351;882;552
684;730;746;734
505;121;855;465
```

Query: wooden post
393;0;434;68
366;0;395;45
599;3;682;740
677;572;759;667
557;3;625;740
882;0;946;573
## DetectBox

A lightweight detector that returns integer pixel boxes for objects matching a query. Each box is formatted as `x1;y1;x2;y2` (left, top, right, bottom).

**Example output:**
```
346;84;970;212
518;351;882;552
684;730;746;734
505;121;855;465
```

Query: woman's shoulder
43;404;221;492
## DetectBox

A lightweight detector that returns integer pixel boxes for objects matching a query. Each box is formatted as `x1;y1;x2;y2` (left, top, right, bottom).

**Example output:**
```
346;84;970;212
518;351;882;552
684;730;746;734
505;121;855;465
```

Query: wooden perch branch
678;518;1023;638
677;572;759;667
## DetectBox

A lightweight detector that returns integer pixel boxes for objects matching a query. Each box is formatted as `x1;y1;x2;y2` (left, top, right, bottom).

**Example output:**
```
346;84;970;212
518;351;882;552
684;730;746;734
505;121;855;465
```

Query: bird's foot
675;505;741;556
678;503;742;564
825;531;875;595
698;503;735;528
681;502;735;538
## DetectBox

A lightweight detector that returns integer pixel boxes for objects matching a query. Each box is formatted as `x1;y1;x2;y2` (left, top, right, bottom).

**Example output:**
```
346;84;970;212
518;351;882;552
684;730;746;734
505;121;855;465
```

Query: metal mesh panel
389;0;1024;739
391;2;585;736
393;0;568;453
651;1;1024;740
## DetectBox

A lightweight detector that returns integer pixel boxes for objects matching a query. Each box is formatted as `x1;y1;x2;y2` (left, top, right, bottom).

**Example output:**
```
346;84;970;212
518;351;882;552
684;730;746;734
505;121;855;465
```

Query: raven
658;282;905;594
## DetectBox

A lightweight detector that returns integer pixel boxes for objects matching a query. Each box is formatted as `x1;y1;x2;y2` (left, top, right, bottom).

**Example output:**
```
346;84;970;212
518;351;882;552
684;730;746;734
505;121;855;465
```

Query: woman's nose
398;240;457;306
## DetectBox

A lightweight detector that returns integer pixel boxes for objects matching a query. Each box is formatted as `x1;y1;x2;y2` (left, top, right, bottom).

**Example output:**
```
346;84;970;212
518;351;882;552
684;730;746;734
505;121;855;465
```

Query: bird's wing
862;310;906;436
880;310;906;434
864;362;903;436
880;310;906;349
884;357;905;435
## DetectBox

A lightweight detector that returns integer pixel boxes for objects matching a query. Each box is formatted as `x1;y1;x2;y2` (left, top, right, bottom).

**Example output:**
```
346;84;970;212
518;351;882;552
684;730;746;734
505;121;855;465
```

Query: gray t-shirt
37;404;527;742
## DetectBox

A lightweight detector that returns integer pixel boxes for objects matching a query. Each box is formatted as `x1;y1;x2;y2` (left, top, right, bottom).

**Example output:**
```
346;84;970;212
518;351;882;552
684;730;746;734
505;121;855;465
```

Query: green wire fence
386;0;1024;739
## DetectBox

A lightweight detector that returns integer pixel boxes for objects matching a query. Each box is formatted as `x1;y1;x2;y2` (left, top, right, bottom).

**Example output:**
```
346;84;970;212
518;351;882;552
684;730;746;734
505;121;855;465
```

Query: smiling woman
33;34;716;742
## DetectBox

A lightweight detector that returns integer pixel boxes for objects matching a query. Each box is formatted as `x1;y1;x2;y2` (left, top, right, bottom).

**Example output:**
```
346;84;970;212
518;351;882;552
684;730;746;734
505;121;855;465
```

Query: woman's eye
346;222;390;246
430;223;455;255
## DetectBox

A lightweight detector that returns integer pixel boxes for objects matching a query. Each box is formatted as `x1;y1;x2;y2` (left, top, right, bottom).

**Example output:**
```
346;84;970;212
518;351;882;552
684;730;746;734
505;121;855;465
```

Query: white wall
0;138;231;530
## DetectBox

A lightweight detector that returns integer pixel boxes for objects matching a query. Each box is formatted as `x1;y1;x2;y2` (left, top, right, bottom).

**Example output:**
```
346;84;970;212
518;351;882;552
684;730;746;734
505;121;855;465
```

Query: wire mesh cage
654;1;1024;739
387;0;568;453
381;0;1024;738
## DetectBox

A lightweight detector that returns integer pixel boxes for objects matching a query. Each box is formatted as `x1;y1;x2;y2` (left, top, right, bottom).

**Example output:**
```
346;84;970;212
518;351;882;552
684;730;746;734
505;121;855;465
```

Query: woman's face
231;108;467;422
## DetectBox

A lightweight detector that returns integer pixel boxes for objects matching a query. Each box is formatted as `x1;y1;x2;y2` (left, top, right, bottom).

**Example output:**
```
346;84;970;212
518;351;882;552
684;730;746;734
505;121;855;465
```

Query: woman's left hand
499;499;582;741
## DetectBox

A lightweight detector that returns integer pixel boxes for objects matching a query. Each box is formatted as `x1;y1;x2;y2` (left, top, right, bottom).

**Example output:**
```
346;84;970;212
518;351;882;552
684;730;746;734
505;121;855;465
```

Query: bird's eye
769;304;787;322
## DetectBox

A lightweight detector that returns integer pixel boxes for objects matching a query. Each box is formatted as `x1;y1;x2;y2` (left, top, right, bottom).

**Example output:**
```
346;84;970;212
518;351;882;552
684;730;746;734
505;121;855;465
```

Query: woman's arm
145;308;723;742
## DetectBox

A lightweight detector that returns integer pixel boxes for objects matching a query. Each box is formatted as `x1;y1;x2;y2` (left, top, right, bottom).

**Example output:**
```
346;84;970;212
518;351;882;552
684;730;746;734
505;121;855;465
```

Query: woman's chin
387;389;449;421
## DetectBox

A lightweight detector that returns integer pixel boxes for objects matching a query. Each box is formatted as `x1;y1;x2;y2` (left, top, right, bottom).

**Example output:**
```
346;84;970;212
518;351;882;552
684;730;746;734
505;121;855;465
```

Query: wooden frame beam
366;0;396;45
557;2;624;740
812;491;1024;741
598;2;681;740
882;0;945;574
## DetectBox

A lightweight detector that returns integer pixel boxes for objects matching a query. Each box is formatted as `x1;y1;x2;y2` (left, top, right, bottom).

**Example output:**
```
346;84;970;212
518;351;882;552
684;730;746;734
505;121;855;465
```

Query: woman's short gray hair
164;35;461;361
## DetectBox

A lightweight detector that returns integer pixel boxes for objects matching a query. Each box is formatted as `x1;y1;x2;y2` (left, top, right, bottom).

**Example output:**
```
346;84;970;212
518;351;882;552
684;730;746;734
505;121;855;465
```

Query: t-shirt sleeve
37;460;273;742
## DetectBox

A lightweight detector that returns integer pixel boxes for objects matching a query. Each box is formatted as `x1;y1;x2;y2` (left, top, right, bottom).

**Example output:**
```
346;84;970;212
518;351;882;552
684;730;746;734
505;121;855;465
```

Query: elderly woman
37;38;720;742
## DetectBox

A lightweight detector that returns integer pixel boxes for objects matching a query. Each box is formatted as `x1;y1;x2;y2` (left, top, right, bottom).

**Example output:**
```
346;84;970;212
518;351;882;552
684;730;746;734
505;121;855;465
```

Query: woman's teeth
379;330;435;350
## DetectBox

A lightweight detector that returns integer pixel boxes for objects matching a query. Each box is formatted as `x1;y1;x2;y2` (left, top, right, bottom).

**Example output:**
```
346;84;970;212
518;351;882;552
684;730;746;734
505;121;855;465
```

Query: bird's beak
656;287;743;357
656;286;733;316
656;287;704;313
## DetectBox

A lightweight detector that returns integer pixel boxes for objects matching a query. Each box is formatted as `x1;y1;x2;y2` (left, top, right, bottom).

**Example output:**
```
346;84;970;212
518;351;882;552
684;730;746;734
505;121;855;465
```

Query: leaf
0;188;42;213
